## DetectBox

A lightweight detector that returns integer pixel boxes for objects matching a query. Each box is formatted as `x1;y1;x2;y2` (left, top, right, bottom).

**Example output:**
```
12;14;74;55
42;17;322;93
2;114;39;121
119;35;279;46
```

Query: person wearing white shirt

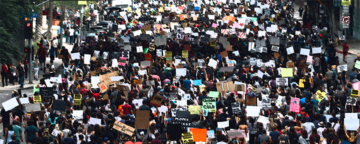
69;27;75;44
317;122;326;138
303;121;315;140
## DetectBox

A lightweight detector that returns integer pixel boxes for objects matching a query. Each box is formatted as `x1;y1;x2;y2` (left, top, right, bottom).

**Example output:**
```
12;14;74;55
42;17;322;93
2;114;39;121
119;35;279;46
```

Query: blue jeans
66;36;70;43
19;76;24;87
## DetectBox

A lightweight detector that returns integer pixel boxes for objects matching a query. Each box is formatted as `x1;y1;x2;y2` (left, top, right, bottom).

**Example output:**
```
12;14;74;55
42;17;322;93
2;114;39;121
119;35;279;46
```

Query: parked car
89;26;105;34
97;21;112;30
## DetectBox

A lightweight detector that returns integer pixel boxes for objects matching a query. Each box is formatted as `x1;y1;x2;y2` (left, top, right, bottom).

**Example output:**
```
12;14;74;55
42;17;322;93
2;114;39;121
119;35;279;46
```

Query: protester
3;1;360;144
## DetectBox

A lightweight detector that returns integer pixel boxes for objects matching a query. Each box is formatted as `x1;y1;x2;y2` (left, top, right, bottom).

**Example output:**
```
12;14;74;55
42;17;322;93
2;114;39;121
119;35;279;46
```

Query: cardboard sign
246;95;257;106
113;121;135;136
98;82;108;93
135;110;150;129
25;103;41;113
100;71;119;86
150;95;164;107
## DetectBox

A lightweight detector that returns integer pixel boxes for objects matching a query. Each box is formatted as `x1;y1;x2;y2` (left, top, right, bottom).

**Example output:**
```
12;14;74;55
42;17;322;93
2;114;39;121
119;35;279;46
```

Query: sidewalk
0;31;74;91
335;39;360;55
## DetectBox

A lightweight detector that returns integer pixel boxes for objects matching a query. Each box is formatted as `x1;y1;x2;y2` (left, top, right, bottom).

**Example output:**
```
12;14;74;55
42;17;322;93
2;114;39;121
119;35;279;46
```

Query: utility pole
48;1;53;40
59;0;64;50
28;19;33;84
80;6;84;41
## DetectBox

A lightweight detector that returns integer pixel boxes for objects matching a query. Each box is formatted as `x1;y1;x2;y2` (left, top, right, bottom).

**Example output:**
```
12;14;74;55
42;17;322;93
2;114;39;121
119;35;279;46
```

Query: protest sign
246;95;257;106
167;124;181;140
231;102;241;114
207;130;215;139
2;97;19;111
217;121;229;128
202;98;216;112
262;98;271;110
173;117;192;128
189;105;201;115
19;98;29;104
40;87;53;102
209;91;219;98
33;95;42;103
344;119;359;131
171;107;188;117
113;121;135;136
350;90;359;99
290;97;300;112
98;82;108;93
182;132;194;144
355;61;360;69
276;78;288;86
150;95;164;107
337;64;348;72
73;94;82;105
25;103;41;113
316;90;326;102
227;130;245;138
135;110;150;129
189;128;207;142
246;106;261;117
281;68;293;77
52;100;66;111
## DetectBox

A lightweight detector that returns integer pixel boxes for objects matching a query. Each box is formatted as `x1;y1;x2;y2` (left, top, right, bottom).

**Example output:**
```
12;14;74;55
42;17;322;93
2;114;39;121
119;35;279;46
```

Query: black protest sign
176;111;190;118
173;117;192;128
171;107;188;117
167;124;182;140
40;87;53;102
52;100;66;111
231;102;241;114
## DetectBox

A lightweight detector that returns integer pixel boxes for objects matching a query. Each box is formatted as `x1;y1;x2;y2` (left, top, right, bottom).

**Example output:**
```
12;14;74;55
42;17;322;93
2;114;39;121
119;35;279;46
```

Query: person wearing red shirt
1;63;8;87
122;99;132;115
342;41;349;63
79;84;88;97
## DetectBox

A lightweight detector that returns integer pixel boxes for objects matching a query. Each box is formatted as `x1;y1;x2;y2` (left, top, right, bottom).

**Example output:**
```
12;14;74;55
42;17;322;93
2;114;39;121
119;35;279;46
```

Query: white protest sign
2;98;19;111
84;54;91;65
286;47;294;55
300;48;310;56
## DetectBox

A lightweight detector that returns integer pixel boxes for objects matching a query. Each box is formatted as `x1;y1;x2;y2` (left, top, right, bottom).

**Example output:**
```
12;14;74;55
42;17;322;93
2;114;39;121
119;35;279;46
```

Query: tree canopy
0;0;41;64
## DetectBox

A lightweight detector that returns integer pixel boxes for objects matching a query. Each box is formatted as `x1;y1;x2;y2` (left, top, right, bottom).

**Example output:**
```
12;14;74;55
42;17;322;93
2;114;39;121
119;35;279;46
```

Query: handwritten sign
281;68;293;77
113;121;135;136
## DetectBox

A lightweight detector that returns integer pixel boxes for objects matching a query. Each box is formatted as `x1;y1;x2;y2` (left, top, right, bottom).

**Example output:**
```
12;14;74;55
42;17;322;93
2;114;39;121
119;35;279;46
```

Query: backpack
271;79;276;88
45;68;50;75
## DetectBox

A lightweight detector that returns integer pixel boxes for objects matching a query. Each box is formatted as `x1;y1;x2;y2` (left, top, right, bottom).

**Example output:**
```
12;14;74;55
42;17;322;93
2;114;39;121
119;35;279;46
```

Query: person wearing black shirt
1;108;10;136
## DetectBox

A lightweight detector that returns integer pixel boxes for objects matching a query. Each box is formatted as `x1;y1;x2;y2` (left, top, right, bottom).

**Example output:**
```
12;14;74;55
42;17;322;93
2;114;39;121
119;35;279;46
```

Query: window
333;0;341;7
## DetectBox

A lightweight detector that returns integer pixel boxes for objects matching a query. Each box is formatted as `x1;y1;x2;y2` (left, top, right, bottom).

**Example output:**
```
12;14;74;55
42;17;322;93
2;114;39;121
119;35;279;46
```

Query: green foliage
0;0;42;64
53;1;82;11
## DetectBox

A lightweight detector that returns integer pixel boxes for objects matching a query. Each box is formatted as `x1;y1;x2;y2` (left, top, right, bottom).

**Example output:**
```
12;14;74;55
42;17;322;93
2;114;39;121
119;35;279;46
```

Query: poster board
113;121;135;136
150;95;164;107
135;110;150;129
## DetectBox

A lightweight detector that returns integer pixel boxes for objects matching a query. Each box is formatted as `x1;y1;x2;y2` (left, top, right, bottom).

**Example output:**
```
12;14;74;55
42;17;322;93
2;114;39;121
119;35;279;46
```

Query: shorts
2;121;10;128
40;57;46;63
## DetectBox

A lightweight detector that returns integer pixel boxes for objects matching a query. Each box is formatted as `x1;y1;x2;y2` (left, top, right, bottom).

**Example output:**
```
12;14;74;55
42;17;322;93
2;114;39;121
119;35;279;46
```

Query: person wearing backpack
74;28;79;44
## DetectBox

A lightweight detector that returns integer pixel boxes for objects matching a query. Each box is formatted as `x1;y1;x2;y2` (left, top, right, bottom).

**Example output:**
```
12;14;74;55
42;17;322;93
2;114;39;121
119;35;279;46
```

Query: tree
47;1;53;39
35;5;43;41
0;0;41;64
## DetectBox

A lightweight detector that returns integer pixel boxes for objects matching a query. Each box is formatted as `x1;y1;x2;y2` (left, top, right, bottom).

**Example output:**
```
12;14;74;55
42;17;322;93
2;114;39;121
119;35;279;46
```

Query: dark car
97;21;112;30
89;26;105;34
